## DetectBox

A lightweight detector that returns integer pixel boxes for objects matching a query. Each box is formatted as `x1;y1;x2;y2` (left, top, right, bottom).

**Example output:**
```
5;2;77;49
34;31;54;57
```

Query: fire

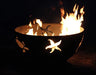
45;39;62;53
26;21;37;35
26;19;42;36
60;4;84;35
43;32;47;36
36;19;42;27
26;19;53;36
26;28;34;35
35;19;43;32
52;33;55;36
26;4;84;36
29;21;32;27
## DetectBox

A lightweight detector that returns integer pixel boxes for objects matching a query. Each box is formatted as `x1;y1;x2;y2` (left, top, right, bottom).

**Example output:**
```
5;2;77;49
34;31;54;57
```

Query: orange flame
26;19;49;36
43;32;47;36
26;4;84;36
60;4;84;35
29;21;32;27
36;19;42;27
26;29;34;35
26;21;37;35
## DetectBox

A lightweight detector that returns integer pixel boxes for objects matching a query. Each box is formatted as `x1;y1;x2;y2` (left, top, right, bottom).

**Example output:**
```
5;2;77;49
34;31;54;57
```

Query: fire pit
15;23;84;60
14;4;85;63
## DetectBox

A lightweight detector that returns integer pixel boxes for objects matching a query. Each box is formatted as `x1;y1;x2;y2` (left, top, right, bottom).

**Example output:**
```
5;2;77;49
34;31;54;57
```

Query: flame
26;19;49;36
60;8;65;17
26;21;37;35
26;29;33;35
29;21;32;27
26;29;37;35
45;39;62;53
60;4;84;35
52;33;55;36
36;19;42;27
35;19;42;31
43;32;47;36
26;4;84;36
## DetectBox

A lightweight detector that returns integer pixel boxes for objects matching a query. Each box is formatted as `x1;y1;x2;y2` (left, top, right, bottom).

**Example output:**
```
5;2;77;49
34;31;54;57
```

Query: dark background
0;0;96;74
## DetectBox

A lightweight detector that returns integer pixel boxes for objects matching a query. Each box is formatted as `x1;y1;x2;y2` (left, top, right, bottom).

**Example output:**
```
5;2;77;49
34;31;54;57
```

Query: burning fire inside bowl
15;4;85;61
60;4;84;35
26;4;84;36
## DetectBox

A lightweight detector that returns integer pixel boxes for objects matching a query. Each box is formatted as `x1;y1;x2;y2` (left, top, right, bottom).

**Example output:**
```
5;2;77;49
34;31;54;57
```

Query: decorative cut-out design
45;39;62;53
16;37;29;53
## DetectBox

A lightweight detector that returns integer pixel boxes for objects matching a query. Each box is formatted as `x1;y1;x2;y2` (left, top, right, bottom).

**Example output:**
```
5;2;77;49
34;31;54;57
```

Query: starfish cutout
45;39;62;53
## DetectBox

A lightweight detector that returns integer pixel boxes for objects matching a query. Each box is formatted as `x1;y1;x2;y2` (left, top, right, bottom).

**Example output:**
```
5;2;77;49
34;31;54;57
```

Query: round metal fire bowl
15;23;84;63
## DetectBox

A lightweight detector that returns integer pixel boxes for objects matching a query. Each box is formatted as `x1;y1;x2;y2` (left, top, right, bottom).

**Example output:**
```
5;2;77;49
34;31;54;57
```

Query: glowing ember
60;4;84;35
45;39;62;53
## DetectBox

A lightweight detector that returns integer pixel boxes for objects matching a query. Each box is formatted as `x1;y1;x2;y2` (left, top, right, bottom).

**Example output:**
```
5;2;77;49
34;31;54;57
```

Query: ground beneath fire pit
68;47;96;70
